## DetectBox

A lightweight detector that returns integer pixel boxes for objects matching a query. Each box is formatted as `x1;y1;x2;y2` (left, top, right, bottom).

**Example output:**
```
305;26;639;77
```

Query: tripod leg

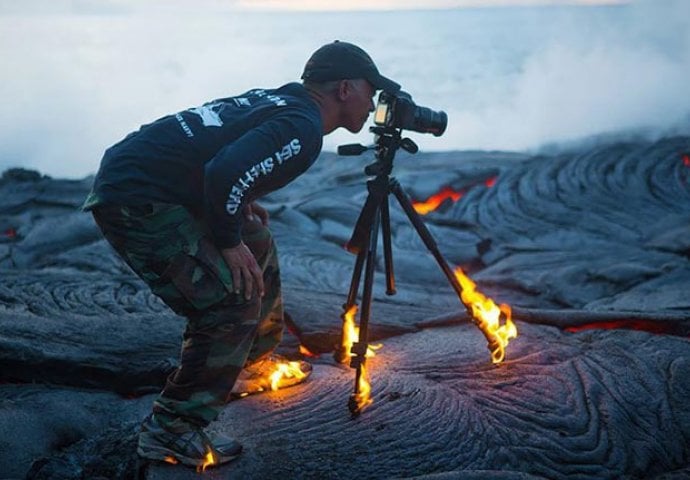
389;179;467;303
345;250;366;308
354;206;379;364
335;250;366;364
349;206;381;416
346;176;388;254
381;197;396;295
338;178;387;364
392;179;516;363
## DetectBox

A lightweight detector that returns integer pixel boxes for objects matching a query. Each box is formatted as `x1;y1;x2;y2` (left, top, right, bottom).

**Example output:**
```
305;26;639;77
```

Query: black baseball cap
301;40;401;94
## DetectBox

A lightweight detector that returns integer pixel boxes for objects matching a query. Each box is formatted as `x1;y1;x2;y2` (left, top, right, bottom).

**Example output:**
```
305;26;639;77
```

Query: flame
341;305;381;361
453;267;517;363
268;361;308;391
341;305;381;413
164;456;179;465
412;186;463;215
299;344;319;357
484;176;497;187
683;154;690;167
341;305;359;359
353;363;373;412
196;448;216;473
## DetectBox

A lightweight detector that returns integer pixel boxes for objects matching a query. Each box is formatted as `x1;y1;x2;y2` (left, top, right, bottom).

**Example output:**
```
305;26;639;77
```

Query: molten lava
565;319;681;336
268;361;308;391
453;267;517;363
412;186;463;214
412;178;498;215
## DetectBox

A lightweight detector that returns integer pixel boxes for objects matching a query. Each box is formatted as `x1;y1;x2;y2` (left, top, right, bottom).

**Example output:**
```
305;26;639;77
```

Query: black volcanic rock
145;323;690;480
1;137;690;478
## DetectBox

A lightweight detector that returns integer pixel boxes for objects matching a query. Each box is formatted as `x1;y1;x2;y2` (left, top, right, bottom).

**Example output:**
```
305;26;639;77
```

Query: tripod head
338;126;419;177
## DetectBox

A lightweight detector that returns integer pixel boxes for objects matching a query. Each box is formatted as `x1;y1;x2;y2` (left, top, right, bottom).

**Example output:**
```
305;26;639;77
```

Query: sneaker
137;415;242;469
231;354;312;397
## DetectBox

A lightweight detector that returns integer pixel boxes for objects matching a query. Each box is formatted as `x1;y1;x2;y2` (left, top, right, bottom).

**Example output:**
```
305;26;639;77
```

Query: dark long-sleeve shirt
85;82;323;248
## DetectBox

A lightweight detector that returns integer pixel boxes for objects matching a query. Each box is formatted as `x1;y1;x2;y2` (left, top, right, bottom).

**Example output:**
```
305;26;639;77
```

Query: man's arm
203;113;321;300
244;202;269;226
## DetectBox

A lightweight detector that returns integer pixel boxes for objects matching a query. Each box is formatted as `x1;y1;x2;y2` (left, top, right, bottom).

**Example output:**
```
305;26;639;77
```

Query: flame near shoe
231;354;313;397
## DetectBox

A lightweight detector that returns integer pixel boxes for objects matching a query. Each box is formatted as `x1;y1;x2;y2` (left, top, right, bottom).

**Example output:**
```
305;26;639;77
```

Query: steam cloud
441;0;690;153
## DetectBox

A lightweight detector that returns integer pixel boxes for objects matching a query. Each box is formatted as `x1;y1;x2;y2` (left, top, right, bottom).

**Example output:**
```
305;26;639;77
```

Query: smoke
438;0;690;153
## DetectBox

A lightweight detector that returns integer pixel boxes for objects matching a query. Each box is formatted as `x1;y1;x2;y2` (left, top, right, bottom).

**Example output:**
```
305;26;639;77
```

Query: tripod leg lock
349;342;368;369
351;342;369;357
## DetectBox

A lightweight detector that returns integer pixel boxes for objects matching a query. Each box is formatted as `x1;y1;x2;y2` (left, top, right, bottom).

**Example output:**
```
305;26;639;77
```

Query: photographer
83;40;399;468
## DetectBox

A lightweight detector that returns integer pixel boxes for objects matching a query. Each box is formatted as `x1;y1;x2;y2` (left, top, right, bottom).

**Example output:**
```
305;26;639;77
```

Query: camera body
373;91;447;137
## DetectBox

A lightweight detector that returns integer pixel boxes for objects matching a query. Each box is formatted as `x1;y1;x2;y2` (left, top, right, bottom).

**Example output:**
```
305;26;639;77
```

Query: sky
0;0;688;178
236;0;629;10
0;0;630;13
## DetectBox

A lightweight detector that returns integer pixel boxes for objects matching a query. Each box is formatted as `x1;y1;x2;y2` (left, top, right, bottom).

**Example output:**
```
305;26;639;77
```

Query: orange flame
412;186;463;215
341;305;359;359
268;361;309;391
299;344;319;357
353;363;373;412
196;448;216;473
164;456;179;465
341;305;381;361
453;267;517;363
342;305;381;412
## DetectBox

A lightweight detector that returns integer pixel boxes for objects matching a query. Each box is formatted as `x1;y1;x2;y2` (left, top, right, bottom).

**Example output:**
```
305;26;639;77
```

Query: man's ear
336;80;351;102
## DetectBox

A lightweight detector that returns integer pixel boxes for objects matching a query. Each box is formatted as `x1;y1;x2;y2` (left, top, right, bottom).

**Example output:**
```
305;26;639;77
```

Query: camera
373;91;447;137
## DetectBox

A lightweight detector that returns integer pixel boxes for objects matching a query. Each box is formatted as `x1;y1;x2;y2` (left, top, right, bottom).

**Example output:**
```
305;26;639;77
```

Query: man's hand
243;202;269;226
221;242;264;300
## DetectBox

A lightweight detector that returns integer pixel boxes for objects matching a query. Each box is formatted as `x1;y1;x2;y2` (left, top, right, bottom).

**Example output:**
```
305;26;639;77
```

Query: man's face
341;79;376;133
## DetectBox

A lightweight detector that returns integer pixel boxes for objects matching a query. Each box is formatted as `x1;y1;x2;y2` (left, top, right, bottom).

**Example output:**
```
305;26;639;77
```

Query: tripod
336;126;503;416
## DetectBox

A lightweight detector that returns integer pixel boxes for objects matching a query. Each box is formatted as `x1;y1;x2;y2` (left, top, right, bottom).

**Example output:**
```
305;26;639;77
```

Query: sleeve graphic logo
189;103;224;127
225;138;302;215
233;97;252;107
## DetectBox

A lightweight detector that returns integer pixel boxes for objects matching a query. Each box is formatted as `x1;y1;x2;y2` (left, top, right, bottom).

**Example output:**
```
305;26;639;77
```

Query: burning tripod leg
348;342;373;416
341;200;384;416
338;126;518;416
390;180;517;363
335;252;365;365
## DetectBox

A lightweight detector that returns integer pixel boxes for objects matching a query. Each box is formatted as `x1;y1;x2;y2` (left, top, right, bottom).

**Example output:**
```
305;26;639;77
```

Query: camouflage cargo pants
92;204;283;432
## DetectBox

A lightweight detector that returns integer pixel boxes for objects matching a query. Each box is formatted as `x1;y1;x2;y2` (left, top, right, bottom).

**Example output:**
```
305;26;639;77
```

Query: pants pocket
154;237;236;311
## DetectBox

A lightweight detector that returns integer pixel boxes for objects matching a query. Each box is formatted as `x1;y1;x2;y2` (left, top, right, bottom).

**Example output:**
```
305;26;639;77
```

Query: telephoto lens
410;105;447;136
375;91;447;136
